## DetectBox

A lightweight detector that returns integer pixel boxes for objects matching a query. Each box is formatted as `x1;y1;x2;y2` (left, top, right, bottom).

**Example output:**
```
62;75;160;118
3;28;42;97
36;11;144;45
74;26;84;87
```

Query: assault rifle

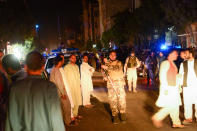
95;53;119;97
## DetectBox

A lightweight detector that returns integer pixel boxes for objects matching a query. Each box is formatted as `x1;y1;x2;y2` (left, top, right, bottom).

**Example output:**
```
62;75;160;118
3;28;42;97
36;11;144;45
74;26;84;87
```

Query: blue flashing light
51;49;61;52
161;45;167;50
113;45;118;50
35;24;39;29
175;45;181;49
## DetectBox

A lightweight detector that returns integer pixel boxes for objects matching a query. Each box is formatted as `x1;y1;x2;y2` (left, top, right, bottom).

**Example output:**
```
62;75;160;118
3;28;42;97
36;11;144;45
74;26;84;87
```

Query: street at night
67;72;197;131
1;0;197;131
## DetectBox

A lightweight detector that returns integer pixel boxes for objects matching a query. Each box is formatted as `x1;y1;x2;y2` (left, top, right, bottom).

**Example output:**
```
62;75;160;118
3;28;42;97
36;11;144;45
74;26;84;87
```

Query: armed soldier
124;51;140;93
101;51;126;124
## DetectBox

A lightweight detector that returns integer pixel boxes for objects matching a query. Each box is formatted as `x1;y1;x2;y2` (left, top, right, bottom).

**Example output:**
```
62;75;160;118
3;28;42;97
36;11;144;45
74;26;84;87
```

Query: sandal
68;120;79;126
172;124;185;128
85;105;95;108
182;119;192;125
75;115;83;120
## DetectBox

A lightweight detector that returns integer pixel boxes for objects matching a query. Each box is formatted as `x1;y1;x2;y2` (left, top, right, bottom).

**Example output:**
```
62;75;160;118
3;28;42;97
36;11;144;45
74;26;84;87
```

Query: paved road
67;72;197;131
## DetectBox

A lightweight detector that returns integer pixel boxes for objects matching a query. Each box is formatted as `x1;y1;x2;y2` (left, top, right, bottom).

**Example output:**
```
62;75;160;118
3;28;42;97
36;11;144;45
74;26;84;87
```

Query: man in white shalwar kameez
80;54;95;108
151;49;184;128
179;48;197;124
124;51;140;92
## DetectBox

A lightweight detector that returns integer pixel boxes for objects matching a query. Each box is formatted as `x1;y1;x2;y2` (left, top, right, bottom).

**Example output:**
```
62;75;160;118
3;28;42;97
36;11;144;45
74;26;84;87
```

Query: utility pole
57;15;62;42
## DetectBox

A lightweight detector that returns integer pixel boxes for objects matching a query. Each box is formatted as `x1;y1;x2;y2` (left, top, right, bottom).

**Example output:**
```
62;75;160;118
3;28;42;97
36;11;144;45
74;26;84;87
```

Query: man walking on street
80;54;95;108
179;48;197;124
6;51;65;131
101;51;126;124
124;51;140;93
151;49;184;128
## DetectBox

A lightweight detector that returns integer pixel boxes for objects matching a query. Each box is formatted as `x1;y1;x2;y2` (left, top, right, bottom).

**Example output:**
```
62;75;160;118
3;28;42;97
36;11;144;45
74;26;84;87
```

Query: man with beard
101;51;126;124
80;54;95;108
179;48;197;125
50;54;76;126
152;49;184;128
64;54;82;120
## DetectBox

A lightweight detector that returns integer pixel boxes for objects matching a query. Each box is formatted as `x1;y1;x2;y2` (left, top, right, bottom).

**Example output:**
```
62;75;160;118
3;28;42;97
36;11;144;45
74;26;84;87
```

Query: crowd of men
0;47;197;130
0;51;96;130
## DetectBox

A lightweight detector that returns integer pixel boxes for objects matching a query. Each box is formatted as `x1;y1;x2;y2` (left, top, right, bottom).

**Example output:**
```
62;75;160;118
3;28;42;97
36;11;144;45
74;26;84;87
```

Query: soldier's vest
108;60;124;80
183;59;197;87
127;56;137;68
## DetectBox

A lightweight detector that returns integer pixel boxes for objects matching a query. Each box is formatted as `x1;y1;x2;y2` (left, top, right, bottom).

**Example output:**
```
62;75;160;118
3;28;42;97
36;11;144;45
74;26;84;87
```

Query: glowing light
161;45;167;50
113;45;118;50
13;47;22;59
35;24;39;29
175;45;181;49
93;44;96;48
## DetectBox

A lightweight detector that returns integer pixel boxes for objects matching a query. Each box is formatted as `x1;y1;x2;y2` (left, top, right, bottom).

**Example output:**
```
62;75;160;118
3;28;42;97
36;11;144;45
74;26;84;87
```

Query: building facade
178;22;197;48
82;0;141;44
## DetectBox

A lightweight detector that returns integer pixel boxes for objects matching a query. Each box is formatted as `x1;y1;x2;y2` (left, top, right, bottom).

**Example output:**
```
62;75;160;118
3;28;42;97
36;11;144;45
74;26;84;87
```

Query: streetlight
35;24;39;37
35;24;39;30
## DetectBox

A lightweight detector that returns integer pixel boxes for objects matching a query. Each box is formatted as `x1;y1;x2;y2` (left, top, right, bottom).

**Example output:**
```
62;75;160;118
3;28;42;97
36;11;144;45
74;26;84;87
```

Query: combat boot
113;115;120;124
120;113;127;121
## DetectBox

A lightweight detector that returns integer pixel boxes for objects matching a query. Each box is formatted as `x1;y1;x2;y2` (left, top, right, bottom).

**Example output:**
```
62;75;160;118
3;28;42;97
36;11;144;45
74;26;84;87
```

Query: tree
161;0;197;46
101;0;166;49
0;0;35;52
161;0;197;32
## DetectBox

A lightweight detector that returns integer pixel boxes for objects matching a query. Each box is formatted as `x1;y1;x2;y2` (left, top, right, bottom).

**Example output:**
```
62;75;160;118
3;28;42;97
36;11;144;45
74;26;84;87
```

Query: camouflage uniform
106;60;126;116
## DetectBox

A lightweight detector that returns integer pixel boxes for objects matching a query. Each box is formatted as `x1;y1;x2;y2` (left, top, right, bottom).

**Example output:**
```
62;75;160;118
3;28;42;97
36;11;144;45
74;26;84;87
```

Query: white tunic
156;60;182;107
179;60;197;104
80;62;95;105
59;68;74;108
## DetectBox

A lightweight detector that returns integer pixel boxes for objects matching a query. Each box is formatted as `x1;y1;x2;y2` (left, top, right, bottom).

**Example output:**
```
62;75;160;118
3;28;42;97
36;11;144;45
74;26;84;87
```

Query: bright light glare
35;24;39;29
13;47;22;59
161;45;167;50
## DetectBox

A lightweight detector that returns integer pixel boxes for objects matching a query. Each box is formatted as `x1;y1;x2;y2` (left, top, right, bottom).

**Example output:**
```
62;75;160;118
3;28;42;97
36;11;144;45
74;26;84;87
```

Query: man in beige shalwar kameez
64;54;82;119
50;54;76;126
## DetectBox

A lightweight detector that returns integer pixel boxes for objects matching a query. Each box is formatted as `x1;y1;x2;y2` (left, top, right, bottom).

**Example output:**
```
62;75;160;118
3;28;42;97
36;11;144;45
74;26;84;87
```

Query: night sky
27;0;83;47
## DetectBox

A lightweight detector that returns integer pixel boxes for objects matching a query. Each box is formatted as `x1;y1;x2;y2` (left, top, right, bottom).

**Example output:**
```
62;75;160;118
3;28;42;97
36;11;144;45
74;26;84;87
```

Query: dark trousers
0;103;6;131
147;68;156;86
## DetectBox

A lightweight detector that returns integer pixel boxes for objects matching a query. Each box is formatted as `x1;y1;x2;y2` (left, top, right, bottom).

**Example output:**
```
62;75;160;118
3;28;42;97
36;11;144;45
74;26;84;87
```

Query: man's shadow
103;102;112;117
90;95;113;120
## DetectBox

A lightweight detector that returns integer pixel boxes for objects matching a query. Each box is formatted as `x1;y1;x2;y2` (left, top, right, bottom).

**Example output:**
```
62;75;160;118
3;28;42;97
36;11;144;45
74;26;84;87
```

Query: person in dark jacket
6;51;65;131
0;71;9;131
145;52;157;86
156;52;166;79
2;54;27;82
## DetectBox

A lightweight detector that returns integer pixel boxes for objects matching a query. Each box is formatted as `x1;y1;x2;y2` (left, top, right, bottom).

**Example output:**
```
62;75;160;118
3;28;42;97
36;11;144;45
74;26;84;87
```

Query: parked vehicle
44;53;81;74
